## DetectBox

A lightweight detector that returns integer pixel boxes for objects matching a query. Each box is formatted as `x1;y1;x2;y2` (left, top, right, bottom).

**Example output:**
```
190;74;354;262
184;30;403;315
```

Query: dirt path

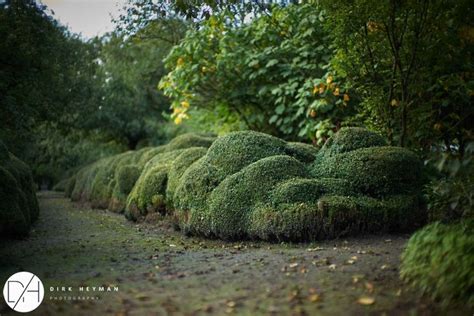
0;192;454;315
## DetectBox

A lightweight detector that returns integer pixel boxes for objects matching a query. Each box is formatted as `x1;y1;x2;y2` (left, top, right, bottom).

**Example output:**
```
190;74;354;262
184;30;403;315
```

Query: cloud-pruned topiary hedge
171;128;424;240
66;128;424;241
400;220;474;308
68;133;215;216
0;141;39;236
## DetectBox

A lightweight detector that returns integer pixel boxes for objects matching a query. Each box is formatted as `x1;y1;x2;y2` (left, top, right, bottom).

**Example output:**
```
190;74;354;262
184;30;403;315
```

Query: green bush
316;195;423;238
0;141;39;237
67;128;424;242
65;175;76;198
89;152;136;208
400;220;474;307
205;131;288;178
318;127;387;157
0;167;30;236
285;142;319;164
166;147;208;208
108;164;141;213
249;202;321;242
52;178;69;192
125;149;186;220
313;146;422;197
207;155;308;240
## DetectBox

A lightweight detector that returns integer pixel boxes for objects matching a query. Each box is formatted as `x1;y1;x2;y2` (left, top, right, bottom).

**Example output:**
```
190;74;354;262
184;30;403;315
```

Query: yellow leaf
344;93;350;102
176;57;184;67
391;99;398;107
181;100;190;108
312;86;318;95
308;294;320;302
333;88;340;96
357;296;375;305
174;116;183;125
326;75;333;84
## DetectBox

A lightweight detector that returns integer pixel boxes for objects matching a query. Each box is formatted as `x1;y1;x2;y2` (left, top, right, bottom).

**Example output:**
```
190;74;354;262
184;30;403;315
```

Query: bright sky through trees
41;0;127;38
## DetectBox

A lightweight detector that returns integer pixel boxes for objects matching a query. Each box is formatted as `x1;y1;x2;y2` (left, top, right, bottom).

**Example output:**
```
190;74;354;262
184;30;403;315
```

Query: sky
41;0;128;39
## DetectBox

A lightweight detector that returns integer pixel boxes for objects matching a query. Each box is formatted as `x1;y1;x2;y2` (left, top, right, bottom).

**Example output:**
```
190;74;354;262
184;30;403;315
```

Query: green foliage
166;147;209;208
313;146;422;197
207;155;308;240
321;0;473;148
424;143;474;222
0;142;39;236
172;128;423;240
160;4;354;143
67;126;423;242
108;164;141;212
400;220;474;307
318;127;386;157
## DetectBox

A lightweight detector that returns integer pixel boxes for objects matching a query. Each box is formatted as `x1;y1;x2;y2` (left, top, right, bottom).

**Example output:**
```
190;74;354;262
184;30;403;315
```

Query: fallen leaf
365;282;374;293
381;264;389;270
347;260;355;265
328;264;337;270
227;301;236;308
308;294;320;302
357;296;375;305
289;263;299;268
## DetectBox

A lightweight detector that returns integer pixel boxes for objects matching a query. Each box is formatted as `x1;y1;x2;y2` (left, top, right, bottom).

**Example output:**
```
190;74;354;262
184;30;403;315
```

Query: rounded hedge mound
66;128;423;242
0;142;39;237
312;146;423;197
318;127;387;157
400;220;474;307
108;164;141;213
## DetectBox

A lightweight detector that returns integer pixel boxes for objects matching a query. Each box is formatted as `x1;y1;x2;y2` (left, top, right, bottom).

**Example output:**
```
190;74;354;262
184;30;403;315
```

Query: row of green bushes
0;141;39;236
62;128;425;241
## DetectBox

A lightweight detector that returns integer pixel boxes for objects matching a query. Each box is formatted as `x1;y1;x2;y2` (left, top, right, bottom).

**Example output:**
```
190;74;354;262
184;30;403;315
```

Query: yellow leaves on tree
172;100;190;125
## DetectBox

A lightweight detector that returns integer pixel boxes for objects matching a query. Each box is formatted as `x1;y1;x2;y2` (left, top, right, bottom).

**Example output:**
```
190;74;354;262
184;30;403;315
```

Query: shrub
125;150;186;220
108;164;141;213
206;155;308;240
249;202;321;242
270;178;355;205
318;127;387;157
316;195;423;238
0;141;39;236
166;147;208;208
400;220;474;307
65;175;76;198
313;146;423;197
89;152;136;208
284;142;319;164
0;167;30;236
52;178;69;192
205;131;288;178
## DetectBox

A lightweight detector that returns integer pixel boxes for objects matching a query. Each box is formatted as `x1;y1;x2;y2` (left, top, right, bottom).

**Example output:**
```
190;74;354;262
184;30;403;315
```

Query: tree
160;4;354;144
322;0;473;151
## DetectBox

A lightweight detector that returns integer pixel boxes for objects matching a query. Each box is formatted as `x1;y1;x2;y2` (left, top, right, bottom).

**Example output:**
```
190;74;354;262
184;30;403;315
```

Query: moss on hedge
400;220;474;307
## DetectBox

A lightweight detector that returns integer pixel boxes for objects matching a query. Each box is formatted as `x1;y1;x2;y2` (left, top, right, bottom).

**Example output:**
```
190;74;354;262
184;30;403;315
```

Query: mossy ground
0;192;466;315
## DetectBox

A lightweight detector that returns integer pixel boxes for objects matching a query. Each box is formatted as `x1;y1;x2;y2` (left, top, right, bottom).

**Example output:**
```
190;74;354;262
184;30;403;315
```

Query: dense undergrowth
61;128;425;241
